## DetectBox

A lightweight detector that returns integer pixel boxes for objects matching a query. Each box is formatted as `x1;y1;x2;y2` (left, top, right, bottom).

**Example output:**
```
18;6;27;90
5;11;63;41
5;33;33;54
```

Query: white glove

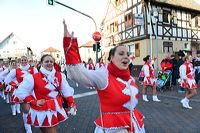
68;107;77;116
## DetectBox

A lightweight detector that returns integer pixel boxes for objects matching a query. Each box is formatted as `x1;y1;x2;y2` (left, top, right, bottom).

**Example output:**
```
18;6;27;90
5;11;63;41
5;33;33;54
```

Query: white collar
19;64;30;71
40;66;56;77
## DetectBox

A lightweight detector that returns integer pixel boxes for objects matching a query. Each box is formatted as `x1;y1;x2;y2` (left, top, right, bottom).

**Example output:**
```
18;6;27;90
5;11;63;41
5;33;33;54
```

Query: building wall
79;47;100;64
0;35;27;59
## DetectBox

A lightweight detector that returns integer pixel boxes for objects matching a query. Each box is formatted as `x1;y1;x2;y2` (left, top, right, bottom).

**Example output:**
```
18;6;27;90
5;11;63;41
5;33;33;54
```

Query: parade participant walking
0;59;10;101
142;55;160;102
4;59;21;116
86;58;95;70
4;56;38;133
13;54;76;133
63;20;145;133
95;57;105;70
179;55;197;109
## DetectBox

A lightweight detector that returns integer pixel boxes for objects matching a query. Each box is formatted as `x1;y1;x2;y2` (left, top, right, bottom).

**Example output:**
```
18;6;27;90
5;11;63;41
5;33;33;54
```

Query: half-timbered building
101;0;200;75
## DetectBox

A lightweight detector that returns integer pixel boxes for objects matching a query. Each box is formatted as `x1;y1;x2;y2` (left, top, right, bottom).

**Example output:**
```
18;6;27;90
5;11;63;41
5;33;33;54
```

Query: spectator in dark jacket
170;55;177;86
175;50;185;93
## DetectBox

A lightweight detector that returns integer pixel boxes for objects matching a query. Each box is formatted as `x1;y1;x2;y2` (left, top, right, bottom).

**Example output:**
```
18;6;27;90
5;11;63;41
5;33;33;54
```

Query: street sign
134;13;144;26
92;31;101;42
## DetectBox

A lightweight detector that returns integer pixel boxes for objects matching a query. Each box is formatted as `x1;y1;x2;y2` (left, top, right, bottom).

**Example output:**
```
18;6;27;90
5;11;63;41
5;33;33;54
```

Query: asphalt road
0;79;200;133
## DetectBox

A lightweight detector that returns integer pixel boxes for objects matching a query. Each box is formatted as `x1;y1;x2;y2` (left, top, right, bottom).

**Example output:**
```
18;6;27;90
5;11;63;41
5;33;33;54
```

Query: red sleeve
63;37;81;64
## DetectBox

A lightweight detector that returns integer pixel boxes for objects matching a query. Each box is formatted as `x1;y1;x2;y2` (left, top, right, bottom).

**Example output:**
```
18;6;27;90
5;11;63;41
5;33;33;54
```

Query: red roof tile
43;47;60;52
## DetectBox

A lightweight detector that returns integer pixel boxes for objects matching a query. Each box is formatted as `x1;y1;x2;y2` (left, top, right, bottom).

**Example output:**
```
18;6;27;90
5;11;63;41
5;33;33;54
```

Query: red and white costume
95;62;105;70
0;66;10;101
86;63;95;70
4;65;38;101
13;67;75;127
143;62;157;86
64;36;145;133
179;62;197;89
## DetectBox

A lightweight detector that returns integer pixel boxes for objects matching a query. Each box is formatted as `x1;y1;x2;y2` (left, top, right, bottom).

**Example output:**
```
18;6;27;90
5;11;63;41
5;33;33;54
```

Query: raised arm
63;19;74;37
63;21;108;90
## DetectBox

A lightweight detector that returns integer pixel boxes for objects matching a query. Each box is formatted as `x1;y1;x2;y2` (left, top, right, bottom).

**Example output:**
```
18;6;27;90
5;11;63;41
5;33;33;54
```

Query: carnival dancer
0;59;10;101
63;20;145;133
5;56;38;133
142;55;160;102
4;59;21;116
13;54;76;133
95;57;105;70
0;60;4;98
86;58;95;70
179;55;197;109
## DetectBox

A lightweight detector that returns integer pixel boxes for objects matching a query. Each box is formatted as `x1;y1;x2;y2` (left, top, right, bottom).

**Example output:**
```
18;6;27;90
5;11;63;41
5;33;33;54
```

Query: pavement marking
74;91;97;99
158;94;200;103
74;90;200;103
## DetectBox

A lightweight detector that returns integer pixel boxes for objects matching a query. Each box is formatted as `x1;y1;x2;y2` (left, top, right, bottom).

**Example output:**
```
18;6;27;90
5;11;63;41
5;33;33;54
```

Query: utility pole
148;1;153;59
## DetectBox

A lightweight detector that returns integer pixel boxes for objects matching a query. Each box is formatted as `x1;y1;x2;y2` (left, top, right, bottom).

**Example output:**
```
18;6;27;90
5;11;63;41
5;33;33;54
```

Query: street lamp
48;0;99;63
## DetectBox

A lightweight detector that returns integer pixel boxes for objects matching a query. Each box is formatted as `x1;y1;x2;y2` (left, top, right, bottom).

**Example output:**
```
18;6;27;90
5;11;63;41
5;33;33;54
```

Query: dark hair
98;57;102;62
40;54;54;63
88;58;92;62
107;48;113;61
143;55;150;62
107;44;124;61
178;50;185;57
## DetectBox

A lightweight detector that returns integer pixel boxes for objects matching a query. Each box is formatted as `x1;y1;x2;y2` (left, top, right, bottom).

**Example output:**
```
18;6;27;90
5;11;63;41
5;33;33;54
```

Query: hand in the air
63;19;74;38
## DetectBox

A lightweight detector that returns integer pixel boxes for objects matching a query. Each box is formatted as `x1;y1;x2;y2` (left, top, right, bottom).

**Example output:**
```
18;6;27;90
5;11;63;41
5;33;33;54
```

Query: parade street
0;79;200;133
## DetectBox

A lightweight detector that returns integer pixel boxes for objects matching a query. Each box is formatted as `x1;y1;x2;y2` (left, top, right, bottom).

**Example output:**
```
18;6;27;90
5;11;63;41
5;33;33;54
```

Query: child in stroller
157;70;172;91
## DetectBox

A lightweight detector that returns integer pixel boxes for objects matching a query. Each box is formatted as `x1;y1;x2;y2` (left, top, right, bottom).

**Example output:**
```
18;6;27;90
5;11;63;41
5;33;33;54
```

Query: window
115;0;121;6
195;16;200;27
57;54;59;58
135;43;140;57
110;23;114;33
114;21;118;32
128;45;135;55
124;13;133;28
163;42;173;53
163;10;170;23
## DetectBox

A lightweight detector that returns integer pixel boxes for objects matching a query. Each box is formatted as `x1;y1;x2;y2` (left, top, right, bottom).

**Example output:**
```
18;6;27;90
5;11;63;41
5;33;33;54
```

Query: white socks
16;104;21;113
11;105;16;116
142;95;149;102
143;95;161;102
153;95;161;102
181;97;192;109
23;113;32;133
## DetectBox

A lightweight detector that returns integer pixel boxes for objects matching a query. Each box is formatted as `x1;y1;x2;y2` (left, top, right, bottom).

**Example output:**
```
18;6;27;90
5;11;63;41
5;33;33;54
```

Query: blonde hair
184;55;192;61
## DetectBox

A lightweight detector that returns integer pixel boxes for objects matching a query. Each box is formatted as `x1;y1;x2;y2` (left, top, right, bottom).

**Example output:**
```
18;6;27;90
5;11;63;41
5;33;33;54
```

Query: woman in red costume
63;20;145;133
179;55;197;109
95;57;105;70
5;56;38;133
13;54;76;133
4;59;21;116
86;58;95;70
142;55;160;102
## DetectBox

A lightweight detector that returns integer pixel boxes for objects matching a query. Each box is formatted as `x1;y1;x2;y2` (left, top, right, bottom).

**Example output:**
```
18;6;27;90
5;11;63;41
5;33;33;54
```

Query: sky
0;0;107;54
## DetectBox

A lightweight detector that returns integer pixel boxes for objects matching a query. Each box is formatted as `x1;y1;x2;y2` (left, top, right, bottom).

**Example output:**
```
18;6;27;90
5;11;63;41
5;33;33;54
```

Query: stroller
156;70;172;91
